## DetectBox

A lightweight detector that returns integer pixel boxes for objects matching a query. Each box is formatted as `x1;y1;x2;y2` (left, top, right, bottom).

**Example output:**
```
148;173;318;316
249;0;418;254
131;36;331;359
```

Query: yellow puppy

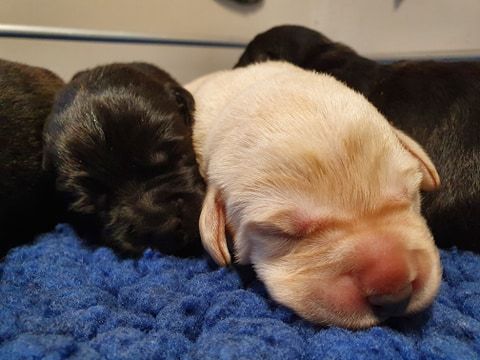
186;61;441;329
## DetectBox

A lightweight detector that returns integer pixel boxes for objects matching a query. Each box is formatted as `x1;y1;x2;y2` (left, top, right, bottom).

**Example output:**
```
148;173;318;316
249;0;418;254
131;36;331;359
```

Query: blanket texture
0;224;479;360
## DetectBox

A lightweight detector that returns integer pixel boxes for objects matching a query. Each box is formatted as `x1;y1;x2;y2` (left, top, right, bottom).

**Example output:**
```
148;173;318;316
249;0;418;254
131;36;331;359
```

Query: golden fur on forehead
188;62;420;219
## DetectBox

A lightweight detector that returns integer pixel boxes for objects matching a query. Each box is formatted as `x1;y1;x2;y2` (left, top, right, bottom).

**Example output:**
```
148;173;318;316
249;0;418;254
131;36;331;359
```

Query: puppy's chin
102;208;202;257
245;212;442;329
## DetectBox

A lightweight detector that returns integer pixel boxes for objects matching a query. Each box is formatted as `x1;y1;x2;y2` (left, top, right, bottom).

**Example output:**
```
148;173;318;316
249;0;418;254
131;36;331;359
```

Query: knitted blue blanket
1;224;479;359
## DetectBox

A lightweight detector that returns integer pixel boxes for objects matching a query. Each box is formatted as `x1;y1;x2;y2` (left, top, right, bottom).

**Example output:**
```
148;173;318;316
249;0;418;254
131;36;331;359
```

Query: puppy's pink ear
393;129;441;191
199;186;231;266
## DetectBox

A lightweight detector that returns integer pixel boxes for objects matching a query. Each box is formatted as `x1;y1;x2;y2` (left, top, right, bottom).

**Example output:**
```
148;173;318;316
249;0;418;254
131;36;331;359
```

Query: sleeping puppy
236;25;480;252
186;61;441;328
43;63;205;256
0;59;64;256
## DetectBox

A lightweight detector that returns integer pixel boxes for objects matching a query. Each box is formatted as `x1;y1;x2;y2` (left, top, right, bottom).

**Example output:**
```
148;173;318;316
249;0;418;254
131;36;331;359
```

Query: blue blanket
1;224;479;359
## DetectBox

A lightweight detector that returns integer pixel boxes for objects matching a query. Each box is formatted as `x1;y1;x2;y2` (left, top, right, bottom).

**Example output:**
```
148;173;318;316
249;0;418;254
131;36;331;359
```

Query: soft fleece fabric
0;224;479;360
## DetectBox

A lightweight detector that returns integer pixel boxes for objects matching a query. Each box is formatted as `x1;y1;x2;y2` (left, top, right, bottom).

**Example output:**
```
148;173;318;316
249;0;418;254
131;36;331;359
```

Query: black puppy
236;25;480;252
43;63;205;256
0;59;64;256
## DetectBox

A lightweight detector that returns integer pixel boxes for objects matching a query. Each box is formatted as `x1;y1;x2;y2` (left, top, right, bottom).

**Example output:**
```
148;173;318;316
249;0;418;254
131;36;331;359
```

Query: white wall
312;0;480;58
0;0;479;83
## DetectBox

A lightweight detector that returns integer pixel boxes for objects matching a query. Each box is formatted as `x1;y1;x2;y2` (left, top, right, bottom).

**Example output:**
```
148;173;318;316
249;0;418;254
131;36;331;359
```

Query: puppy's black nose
368;284;413;318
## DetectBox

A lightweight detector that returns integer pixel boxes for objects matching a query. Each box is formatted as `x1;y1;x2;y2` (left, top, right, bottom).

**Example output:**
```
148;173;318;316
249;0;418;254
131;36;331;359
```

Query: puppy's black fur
0;59;64;257
236;25;480;252
43;63;205;256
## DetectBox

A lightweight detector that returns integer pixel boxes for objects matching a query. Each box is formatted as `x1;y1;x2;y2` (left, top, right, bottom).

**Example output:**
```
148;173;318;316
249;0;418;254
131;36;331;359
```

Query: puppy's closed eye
250;208;339;240
236;208;339;263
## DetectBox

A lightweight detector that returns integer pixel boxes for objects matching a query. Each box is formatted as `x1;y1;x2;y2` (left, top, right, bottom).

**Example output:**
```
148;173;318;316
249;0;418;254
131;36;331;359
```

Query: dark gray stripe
0;27;246;49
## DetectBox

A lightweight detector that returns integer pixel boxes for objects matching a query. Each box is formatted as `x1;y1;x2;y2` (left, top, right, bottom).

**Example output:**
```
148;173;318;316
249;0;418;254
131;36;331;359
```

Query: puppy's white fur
186;61;441;328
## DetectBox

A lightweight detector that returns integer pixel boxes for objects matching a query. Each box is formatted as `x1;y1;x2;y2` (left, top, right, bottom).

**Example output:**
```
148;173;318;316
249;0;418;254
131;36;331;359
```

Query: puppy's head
44;64;205;255
235;25;358;72
198;74;441;328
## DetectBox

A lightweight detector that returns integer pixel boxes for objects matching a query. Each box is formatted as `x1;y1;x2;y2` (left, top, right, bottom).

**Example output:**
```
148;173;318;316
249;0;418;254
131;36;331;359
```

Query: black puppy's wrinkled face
43;63;205;256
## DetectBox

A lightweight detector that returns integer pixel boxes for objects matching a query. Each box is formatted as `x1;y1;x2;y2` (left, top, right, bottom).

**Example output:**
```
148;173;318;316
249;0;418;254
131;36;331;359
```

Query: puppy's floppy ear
41;149;53;173
199;186;231;266
172;86;195;126
41;134;58;175
393;128;440;191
